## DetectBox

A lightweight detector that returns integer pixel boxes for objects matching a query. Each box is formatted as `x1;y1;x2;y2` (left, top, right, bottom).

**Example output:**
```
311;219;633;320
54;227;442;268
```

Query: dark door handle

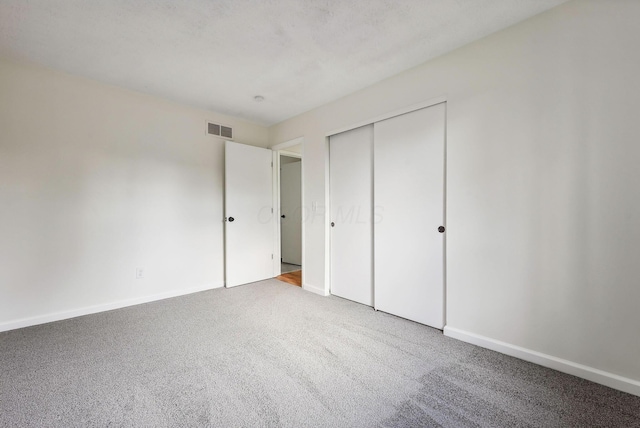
331;222;335;227
281;215;286;218
228;217;235;222
438;226;445;233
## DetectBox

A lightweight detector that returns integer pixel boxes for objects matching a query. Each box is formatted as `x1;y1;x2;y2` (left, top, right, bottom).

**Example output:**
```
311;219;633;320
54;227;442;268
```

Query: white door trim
279;150;302;159
271;138;305;287
272;137;304;151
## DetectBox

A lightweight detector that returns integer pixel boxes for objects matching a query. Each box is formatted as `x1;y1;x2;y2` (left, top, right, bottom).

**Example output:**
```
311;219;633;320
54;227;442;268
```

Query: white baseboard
302;282;329;296
444;326;640;397
0;283;223;333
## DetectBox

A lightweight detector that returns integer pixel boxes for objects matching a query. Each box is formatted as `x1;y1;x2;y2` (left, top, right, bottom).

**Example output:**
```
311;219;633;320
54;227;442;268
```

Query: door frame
271;137;304;285
324;95;447;325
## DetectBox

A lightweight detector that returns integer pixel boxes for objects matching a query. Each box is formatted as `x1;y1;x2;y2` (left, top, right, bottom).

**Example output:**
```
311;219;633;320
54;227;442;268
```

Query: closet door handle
438;226;445;233
331;222;335;227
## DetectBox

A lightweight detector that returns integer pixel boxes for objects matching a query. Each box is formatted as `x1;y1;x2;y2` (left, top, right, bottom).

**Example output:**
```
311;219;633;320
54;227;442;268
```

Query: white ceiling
0;0;568;125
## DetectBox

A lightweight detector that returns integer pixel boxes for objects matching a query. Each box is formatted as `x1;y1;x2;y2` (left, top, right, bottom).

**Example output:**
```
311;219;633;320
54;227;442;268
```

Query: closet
329;102;446;329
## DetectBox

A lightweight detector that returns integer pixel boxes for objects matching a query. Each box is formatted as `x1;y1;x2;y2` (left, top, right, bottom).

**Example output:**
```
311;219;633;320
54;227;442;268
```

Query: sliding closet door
374;103;446;328
329;125;373;306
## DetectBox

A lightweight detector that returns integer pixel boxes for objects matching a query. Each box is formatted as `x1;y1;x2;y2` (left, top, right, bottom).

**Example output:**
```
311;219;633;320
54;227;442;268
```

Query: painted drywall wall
0;57;269;329
270;0;640;386
283;144;302;154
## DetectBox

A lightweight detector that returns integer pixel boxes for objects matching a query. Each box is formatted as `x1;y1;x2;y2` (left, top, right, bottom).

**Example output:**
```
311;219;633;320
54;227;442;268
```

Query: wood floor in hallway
276;270;302;287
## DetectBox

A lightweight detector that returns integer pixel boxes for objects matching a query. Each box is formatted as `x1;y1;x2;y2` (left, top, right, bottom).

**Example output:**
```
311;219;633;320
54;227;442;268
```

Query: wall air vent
206;121;233;140
221;126;233;139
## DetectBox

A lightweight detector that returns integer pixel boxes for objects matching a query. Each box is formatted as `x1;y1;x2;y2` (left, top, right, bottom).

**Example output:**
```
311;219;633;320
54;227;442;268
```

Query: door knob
331;222;335;227
438;226;445;233
228;217;235;222
281;215;286;218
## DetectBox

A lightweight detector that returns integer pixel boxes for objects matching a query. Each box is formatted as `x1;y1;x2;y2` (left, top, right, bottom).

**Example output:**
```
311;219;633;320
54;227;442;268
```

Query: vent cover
206;121;233;139
221;126;233;139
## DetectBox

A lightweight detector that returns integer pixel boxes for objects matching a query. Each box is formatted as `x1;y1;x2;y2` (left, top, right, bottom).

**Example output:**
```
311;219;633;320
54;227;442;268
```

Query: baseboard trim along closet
444;326;640;397
0;283;223;333
302;283;329;296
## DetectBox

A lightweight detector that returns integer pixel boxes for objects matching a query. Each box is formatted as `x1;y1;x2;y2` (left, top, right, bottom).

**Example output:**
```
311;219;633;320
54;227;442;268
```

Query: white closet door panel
329;125;373;306
374;103;445;328
225;141;274;288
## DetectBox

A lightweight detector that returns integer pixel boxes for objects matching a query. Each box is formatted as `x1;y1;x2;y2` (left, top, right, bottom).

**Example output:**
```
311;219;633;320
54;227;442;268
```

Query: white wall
283;144;302;155
0;57;269;329
269;0;640;391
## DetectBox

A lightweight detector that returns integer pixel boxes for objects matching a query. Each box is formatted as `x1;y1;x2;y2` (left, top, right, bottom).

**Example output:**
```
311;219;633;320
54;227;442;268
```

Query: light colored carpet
1;279;639;427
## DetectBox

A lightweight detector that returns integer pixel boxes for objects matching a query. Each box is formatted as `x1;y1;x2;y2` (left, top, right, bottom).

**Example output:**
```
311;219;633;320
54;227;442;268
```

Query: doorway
273;140;303;287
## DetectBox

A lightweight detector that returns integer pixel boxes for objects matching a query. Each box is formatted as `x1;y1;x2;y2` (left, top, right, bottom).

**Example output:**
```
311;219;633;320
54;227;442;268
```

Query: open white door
225;141;274;287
